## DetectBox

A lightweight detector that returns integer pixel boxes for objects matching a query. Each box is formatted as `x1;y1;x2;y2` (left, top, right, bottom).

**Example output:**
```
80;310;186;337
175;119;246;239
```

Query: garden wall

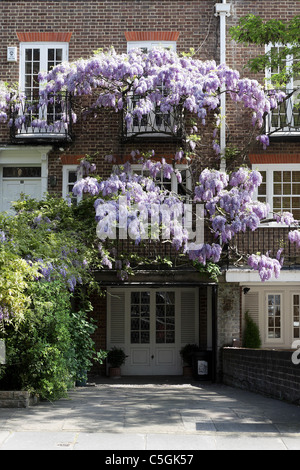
222;347;300;405
0;391;39;408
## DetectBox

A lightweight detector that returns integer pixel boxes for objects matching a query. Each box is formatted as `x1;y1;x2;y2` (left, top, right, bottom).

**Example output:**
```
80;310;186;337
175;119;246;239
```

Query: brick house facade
0;0;299;379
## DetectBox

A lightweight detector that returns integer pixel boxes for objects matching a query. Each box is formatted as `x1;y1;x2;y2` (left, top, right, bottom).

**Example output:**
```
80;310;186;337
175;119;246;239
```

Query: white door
2;179;41;212
107;287;199;376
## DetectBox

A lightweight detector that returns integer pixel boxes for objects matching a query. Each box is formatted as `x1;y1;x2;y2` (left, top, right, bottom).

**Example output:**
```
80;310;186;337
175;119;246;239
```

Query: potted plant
107;347;127;378
180;344;201;377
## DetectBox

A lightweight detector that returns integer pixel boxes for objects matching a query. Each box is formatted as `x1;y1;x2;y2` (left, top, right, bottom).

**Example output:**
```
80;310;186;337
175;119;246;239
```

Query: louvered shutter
181;290;197;344
109;291;126;344
244;291;259;325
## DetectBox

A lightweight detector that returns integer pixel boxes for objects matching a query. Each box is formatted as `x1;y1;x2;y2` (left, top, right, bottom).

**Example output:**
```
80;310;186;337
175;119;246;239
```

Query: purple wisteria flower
248;253;282;282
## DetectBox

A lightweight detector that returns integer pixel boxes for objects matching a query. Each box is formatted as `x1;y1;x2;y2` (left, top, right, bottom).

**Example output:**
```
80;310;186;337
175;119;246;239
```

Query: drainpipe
215;1;231;172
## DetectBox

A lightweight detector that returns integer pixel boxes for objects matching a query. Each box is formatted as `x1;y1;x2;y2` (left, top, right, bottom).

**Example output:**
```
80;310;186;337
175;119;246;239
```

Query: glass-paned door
20;42;68;132
107;287;199;376
126;289;180;375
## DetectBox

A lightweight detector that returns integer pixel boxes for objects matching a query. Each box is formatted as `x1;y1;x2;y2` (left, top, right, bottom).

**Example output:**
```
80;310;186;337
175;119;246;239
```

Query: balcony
266;89;300;139
122;99;184;142
9;92;73;144
228;226;300;269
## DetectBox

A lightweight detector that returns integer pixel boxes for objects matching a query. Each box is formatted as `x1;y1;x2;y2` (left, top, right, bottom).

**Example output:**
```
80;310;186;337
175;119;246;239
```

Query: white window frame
62;164;81;203
253;163;300;226
265;43;300;136
20;42;69;92
266;292;283;343
127;41;176;53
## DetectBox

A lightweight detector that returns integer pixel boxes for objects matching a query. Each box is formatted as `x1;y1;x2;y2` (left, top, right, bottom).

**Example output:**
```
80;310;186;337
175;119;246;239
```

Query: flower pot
76;370;87;387
109;367;121;378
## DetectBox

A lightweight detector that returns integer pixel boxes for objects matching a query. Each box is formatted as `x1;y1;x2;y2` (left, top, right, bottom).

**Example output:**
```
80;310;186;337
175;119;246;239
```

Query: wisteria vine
73;156;299;282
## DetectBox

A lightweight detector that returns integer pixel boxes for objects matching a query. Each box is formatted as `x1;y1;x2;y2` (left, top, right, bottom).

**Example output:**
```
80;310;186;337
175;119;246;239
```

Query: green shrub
0;281;99;401
243;311;261;348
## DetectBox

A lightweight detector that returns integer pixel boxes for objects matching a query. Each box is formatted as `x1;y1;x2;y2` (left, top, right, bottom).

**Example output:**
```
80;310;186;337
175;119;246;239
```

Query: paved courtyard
0;378;300;450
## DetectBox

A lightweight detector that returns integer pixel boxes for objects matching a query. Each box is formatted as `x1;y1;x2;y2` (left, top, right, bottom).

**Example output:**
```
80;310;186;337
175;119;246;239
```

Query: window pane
274;171;282;183
25;62;32;74
33;49;40;61
283;197;291;209
273;197;281;209
131;292;140;304
3;167;41;178
293;172;300;183
25;49;32;61
68;171;77;183
258;183;267;196
274;183;282;195
56;49;63;62
292;197;300;208
48;49;55;61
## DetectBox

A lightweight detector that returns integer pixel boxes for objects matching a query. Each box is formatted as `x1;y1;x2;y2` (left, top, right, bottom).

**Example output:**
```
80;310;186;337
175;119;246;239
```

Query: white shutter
109;291;125;344
244;292;259;325
181;290;196;344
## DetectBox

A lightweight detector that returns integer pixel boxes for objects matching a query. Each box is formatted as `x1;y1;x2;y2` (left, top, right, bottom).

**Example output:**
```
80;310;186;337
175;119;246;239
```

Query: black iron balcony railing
122;100;185;141
229;226;300;269
96;226;300;279
10;92;73;143
266;88;300;136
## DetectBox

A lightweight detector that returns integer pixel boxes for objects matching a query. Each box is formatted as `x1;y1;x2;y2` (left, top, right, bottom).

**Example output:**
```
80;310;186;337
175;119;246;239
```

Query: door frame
107;286;200;376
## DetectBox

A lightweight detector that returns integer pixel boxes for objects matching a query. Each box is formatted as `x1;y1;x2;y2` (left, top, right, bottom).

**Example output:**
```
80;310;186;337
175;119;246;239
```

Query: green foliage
0;193;103;400
193;260;221;282
243;311;261;349
0;282;100;400
230;14;300;86
107;347;127;368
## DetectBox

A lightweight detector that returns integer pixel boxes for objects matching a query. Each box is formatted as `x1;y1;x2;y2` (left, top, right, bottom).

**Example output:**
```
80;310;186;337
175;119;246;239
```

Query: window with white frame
254;164;300;222
19;42;68;133
127;41;176;54
126;41;178;137
267;293;282;339
265;43;300;134
244;287;300;348
62;165;80;205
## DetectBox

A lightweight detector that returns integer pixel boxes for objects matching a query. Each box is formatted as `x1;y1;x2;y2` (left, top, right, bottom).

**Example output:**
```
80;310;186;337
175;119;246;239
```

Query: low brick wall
0;391;39;408
222;347;300;405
